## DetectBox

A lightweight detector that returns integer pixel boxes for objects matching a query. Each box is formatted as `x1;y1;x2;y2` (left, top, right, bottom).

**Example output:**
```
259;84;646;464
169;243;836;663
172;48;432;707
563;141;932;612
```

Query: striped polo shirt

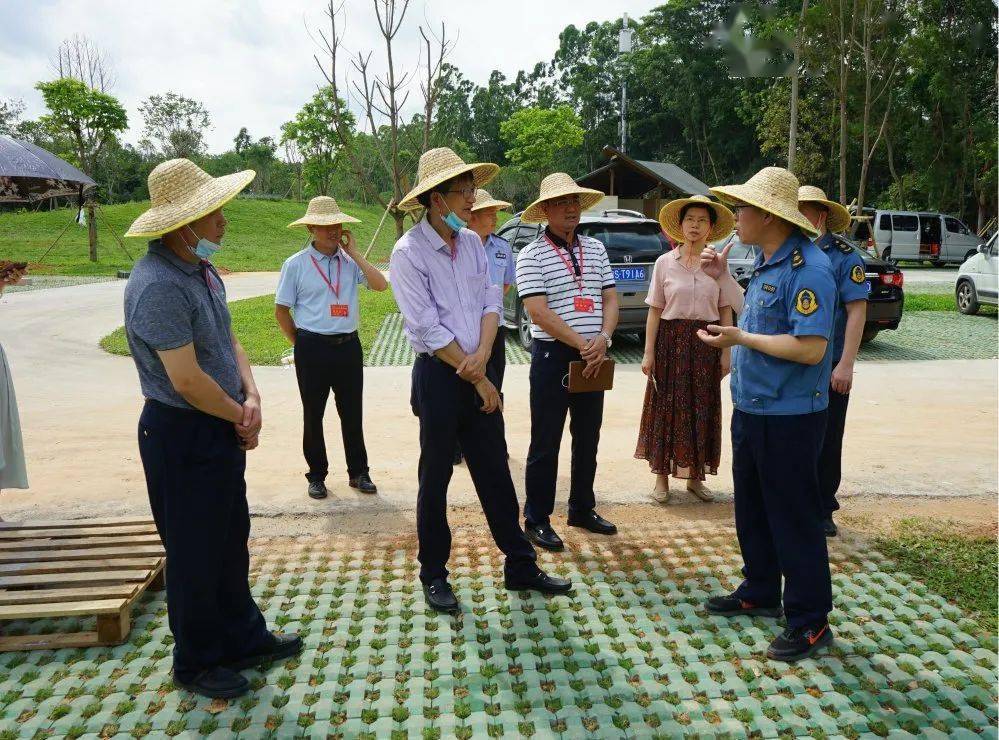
516;229;616;341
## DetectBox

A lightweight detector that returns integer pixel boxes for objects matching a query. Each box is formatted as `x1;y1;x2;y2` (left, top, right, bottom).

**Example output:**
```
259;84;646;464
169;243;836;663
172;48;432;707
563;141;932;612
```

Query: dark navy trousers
411;355;537;585
138;400;270;681
524;340;603;526
818;389;850;516
731;409;832;628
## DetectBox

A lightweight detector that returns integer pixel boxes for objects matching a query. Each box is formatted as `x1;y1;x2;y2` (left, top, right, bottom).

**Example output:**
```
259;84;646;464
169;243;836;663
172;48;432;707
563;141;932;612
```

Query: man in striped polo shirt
515;173;620;551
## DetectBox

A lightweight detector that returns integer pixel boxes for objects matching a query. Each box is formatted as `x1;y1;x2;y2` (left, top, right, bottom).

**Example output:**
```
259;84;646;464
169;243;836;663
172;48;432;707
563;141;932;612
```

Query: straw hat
521;172;604;224
797;185;851;234
125;158;255;238
658;194;734;243
398;147;499;211
471;188;512;212
710;167;819;237
288;196;361;228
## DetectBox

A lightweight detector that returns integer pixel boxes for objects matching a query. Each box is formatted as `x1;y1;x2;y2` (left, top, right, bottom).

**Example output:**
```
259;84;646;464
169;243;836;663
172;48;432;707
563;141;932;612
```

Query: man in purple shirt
390;147;572;614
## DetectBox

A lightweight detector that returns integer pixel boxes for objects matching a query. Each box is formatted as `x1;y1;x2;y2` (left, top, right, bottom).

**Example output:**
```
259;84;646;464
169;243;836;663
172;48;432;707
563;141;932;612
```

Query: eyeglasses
731;205;756;217
548;196;581;208
445;187;477;199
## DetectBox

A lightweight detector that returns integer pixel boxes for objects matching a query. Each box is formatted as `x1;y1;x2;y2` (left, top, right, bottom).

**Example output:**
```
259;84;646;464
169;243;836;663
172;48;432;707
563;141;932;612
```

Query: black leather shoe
705;593;782;618
506;569;573;594
307;481;327;499
349;473;377;494
225;633;303;672
823;516;838;537
767;623;833;663
525;523;564;551
174;667;249;699
423;578;460;614
567;510;617;535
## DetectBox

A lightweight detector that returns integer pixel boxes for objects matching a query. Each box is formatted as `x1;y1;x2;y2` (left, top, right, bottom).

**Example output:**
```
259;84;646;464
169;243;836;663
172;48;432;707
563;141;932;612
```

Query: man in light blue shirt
275;196;388;500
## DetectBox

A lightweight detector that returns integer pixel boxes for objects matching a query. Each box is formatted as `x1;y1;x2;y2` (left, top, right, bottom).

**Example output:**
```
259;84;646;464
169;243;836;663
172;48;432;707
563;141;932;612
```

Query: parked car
851;208;982;266
955;232;998;315
717;232;904;344
497;209;670;350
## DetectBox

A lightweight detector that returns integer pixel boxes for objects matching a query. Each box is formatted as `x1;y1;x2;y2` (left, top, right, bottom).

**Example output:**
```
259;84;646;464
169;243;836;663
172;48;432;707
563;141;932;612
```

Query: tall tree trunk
788;0;809;171
837;0;858;203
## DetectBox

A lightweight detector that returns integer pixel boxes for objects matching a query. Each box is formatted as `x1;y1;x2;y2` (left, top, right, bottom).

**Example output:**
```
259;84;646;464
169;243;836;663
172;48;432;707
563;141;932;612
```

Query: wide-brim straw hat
471;188;512;212
658;194;734;243
798;185;851;234
521;172;604;224
398;147;499;212
710;167;819;237
288;196;361;228
125;158;255;237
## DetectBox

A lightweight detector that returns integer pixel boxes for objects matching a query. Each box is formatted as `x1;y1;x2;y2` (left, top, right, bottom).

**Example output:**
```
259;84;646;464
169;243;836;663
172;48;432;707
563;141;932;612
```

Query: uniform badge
791;248;804;268
850;264;865;283
795;288;818;315
836;238;853;254
762;283;777;293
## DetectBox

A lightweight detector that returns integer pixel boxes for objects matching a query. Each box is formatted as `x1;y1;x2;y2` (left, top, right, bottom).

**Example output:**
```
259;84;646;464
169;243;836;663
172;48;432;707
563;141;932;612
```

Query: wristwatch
599;331;613;348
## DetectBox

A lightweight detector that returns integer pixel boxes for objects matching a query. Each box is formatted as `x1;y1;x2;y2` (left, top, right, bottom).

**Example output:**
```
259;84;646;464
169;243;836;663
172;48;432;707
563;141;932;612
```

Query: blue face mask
186;226;221;260
440;200;467;232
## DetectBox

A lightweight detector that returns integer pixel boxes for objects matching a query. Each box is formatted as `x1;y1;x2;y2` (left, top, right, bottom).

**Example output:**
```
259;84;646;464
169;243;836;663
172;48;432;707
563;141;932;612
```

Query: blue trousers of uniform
138;400;270;681
411;355;537;585
731;409;832;628
818;388;849;516
524;340;603;527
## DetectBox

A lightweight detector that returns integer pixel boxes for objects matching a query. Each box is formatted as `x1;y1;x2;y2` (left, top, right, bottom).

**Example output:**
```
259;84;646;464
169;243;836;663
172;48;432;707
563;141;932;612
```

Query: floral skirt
634;318;722;480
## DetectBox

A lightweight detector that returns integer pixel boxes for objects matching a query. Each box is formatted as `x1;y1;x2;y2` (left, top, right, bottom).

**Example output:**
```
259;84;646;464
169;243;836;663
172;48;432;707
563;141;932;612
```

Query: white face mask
185;225;221;260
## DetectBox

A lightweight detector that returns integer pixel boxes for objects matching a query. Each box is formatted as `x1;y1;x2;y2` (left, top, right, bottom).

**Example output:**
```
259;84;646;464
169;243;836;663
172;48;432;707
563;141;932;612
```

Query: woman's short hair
679;202;718;225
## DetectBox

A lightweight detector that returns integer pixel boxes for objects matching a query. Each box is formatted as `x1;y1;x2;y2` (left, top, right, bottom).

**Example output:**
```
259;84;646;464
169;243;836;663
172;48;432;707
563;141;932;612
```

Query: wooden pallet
0;517;165;651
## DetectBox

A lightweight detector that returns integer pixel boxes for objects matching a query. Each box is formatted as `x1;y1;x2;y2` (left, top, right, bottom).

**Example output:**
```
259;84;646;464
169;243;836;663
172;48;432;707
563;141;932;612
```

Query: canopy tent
0;135;96;203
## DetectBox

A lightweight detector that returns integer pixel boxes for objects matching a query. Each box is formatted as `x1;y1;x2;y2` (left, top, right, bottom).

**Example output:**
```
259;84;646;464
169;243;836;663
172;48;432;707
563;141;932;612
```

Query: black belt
296;329;358;346
415;352;445;363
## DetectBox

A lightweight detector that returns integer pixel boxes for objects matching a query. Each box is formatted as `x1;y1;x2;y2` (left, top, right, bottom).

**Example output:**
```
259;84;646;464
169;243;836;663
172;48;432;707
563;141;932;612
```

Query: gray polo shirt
124;240;244;409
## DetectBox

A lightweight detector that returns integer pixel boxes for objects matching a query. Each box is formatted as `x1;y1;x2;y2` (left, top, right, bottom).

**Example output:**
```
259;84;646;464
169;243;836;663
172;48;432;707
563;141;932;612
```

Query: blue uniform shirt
275;244;367;334
485;233;514;289
816;232;869;364
731;231;837;415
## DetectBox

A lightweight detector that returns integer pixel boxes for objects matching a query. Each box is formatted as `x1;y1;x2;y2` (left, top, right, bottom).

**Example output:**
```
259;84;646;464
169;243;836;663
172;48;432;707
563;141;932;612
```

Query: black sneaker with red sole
767;623;834;662
705;593;782;618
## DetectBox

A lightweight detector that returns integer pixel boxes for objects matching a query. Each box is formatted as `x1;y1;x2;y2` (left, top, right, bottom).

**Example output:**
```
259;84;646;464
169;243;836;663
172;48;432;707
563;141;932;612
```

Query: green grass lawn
0;197;410;275
101;287;398;365
876;519;998;632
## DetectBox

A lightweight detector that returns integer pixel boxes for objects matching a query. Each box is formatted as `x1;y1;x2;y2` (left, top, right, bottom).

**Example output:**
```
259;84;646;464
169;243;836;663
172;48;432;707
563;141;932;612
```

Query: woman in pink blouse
635;195;735;503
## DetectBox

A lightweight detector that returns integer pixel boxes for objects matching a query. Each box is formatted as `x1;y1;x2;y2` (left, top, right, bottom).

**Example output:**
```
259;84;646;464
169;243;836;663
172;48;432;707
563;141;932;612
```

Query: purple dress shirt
390;219;502;355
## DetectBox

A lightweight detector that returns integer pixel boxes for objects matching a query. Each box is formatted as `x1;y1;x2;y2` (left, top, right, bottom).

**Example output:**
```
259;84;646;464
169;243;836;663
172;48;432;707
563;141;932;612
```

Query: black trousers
731;409;832;628
818;388;850;516
411;354;537;584
455;328;506;460
524;340;603;526
138;400;269;681
294;330;369;482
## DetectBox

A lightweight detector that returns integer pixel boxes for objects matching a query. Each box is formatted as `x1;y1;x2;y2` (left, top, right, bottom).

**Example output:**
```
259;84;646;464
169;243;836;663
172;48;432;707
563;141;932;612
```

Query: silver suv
497;210;670;349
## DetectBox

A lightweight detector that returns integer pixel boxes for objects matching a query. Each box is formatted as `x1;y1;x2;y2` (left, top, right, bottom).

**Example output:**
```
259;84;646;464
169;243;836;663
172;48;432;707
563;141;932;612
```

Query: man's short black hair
416;171;475;210
679;202;718;225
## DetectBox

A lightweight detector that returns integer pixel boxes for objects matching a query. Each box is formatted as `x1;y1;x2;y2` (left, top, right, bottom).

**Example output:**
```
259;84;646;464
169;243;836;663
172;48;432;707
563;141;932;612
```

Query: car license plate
613;266;647;282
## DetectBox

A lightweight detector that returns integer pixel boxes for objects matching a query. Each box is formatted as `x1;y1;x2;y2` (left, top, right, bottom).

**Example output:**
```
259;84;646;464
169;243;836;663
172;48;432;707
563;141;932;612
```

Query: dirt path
1;274;995;525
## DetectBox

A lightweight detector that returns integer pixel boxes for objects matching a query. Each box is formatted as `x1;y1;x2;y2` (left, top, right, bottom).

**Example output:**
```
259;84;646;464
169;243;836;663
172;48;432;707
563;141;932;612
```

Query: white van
856;210;982;266
955;233;997;314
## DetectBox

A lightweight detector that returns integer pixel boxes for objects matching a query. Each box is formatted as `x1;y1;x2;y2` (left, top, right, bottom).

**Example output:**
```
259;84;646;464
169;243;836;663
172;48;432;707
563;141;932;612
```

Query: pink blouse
645;248;730;321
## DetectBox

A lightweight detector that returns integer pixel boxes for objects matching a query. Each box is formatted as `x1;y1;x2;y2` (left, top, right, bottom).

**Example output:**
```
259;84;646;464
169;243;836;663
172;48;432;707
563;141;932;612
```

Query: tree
233;127;252;155
500;106;584;179
52;34;115;93
0;98;25;137
787;0;810;170
281;87;353;197
139;92;212;159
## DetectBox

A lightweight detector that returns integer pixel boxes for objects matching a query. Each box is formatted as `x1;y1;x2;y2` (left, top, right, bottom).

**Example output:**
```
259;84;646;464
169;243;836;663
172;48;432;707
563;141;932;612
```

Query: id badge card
330;304;350;318
574;295;595;313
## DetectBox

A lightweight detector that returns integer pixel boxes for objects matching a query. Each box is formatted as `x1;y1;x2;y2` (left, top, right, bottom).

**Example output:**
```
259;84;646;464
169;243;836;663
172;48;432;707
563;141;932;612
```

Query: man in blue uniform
798;186;869;537
697;167;838;663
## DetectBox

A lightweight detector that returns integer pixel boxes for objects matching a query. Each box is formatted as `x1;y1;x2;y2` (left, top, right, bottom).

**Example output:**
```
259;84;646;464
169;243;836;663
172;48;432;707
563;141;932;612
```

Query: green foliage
138;91;211;159
34;77;128;173
281;87;354;198
500;106;584;177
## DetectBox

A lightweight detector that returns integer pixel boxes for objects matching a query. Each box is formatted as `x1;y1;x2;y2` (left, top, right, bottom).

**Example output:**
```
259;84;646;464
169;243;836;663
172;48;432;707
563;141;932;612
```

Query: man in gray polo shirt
123;158;301;699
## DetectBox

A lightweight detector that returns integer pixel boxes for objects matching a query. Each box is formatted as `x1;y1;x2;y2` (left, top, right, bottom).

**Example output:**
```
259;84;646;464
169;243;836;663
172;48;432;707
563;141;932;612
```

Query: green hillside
0;197;409;275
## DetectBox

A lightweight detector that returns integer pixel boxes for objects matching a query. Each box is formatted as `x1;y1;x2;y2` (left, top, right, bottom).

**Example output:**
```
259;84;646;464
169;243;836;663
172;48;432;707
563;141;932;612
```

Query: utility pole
618;12;633;154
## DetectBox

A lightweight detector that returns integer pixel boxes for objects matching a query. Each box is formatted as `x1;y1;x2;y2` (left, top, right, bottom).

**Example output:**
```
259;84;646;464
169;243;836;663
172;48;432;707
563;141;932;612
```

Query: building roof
576;146;711;198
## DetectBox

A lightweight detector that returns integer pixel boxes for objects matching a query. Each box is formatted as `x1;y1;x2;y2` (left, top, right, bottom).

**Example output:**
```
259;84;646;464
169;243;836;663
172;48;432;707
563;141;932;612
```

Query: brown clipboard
567;359;615;393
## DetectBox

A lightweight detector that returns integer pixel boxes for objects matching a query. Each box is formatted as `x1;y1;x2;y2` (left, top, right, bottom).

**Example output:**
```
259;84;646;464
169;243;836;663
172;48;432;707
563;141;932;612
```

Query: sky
1;0;664;153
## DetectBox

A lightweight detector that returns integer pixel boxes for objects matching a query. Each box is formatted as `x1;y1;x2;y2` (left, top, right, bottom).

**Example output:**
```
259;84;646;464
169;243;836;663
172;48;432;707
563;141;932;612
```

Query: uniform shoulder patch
791;247;805;268
835;237;854;254
850;264;865;283
795;288;818;315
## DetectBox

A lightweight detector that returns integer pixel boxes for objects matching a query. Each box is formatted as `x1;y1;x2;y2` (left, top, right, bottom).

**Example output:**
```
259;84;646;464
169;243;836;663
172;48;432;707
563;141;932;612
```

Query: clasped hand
235;395;262;451
456;350;488;383
580;335;607;378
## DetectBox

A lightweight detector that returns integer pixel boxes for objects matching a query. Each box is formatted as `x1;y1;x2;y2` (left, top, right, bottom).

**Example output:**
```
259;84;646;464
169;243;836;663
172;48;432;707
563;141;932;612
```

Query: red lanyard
544;234;585;294
310;254;342;299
